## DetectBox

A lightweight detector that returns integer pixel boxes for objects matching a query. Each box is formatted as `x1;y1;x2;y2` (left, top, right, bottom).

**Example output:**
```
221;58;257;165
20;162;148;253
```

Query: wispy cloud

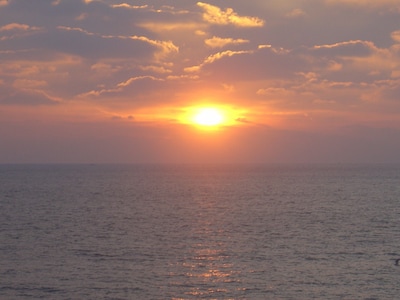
79;76;164;98
111;4;149;10
185;50;252;73
0;23;40;32
197;2;265;27
205;36;249;48
0;23;42;40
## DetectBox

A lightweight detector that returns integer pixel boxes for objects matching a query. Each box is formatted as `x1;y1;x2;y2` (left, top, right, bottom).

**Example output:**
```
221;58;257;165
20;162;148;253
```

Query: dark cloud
0;26;157;59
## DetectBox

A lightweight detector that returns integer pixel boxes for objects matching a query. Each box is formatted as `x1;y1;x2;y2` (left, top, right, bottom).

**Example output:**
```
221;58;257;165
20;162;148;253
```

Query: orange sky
1;0;400;163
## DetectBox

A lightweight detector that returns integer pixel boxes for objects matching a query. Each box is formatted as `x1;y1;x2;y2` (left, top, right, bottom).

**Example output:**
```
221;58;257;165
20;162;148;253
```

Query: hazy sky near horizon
1;0;400;163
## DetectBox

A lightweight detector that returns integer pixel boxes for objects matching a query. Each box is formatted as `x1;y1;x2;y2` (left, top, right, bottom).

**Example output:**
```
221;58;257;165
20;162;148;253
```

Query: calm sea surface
1;164;400;299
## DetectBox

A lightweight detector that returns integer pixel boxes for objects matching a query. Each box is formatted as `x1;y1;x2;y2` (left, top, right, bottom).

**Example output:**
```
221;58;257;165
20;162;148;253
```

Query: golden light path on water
167;179;252;299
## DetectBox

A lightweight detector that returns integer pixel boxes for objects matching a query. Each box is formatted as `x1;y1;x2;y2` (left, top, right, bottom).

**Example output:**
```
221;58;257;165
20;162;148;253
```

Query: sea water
1;164;400;299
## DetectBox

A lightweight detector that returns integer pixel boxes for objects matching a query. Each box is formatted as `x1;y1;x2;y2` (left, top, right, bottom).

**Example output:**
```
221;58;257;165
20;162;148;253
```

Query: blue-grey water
1;164;400;299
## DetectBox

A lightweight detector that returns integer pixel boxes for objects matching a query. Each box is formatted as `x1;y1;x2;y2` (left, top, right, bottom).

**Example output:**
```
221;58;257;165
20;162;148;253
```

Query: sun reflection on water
166;174;250;298
176;235;243;297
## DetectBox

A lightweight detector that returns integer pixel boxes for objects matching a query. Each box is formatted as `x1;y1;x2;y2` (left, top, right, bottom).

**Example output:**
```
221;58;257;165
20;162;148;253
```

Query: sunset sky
1;0;400;163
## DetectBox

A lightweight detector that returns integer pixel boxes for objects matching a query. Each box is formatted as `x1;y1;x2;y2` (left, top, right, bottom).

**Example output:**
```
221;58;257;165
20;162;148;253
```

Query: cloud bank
1;0;400;163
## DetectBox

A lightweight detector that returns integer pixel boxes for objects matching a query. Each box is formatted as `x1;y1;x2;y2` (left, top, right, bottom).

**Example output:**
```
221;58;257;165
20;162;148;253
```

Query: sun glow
193;108;224;126
178;104;248;129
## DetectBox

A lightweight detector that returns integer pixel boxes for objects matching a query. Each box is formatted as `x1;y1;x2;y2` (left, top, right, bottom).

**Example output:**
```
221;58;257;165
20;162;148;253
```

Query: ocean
1;164;400;299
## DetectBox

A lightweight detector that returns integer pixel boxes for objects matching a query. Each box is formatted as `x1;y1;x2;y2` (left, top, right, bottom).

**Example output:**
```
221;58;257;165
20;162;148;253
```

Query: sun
181;104;242;129
193;108;224;127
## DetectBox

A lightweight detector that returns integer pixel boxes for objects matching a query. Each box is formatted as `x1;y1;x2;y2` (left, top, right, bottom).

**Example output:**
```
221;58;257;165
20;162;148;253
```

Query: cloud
0;24;177;62
185;45;307;82
184;50;252;73
287;40;399;83
203;49;252;64
311;40;377;57
111;4;149;10
0;1;399;124
0;0;157;39
197;2;265;27
320;43;399;82
325;0;400;8
179;35;399;114
285;8;307;18
79;75;165;99
0;90;59;106
13;79;48;89
0;23;42;40
129;35;179;59
205;36;249;48
139;21;205;33
57;26;178;58
139;65;172;74
257;87;296;99
0;23;39;32
392;30;400;43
